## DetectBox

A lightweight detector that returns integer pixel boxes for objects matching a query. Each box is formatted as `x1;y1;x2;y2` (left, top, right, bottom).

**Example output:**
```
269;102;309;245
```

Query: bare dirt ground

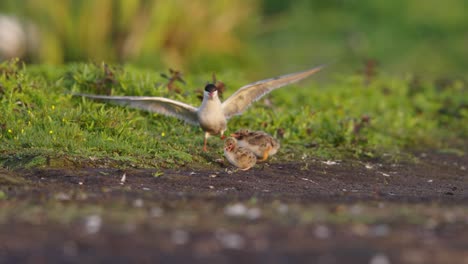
1;151;468;264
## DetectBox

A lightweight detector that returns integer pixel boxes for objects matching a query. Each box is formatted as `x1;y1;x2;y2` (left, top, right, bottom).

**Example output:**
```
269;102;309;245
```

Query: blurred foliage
0;0;258;71
254;0;468;77
1;0;467;76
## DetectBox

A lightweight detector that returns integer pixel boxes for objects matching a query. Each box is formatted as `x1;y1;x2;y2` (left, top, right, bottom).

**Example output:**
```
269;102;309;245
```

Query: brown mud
1;151;467;263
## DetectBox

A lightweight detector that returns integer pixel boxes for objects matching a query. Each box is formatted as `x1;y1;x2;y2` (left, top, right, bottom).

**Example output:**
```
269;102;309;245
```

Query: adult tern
75;64;325;151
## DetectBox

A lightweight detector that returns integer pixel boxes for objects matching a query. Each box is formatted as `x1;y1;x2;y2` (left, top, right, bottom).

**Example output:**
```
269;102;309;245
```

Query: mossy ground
0;60;466;169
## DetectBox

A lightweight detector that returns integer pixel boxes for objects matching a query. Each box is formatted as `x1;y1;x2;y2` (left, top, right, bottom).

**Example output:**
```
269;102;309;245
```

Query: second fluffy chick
230;129;280;161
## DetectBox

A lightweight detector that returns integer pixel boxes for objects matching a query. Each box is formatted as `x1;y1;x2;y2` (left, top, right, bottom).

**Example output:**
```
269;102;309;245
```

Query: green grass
0;60;467;168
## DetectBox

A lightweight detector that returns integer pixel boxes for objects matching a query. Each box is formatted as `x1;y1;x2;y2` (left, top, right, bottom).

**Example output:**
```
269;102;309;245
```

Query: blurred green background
0;0;467;77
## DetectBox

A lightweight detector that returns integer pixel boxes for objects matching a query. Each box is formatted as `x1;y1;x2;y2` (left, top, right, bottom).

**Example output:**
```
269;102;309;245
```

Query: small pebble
84;215;102;234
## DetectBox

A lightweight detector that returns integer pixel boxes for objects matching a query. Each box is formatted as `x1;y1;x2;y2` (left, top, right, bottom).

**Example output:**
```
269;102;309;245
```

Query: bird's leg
259;146;272;162
203;132;210;152
220;131;226;140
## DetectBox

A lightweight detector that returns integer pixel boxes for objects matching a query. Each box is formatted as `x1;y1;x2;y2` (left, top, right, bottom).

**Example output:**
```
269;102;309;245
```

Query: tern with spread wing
75;64;325;151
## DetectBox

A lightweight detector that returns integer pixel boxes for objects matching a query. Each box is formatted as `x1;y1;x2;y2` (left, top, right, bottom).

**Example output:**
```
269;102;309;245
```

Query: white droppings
369;253;391;264
427;179;433;183
84;215;102;234
171;229;189;245
142;187;151;191
301;178;318;184
78;182;83;185
120;173;126;184
365;164;374;169
322;160;338;165
379;172;390;177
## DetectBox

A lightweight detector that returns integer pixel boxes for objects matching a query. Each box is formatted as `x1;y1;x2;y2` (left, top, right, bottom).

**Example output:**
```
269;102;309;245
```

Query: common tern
75;64;325;151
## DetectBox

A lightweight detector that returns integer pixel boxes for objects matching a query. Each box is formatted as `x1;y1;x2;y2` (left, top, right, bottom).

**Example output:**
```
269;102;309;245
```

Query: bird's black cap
204;84;217;93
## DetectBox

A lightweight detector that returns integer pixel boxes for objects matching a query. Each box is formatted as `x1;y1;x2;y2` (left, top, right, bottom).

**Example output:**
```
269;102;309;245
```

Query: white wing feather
75;94;199;125
221;64;326;119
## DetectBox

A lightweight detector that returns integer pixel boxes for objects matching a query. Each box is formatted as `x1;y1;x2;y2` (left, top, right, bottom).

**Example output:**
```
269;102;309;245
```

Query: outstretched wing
75;94;199;125
221;64;326;119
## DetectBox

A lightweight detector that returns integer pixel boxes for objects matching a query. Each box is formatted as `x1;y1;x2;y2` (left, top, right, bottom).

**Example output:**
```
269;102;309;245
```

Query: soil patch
1;151;467;263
